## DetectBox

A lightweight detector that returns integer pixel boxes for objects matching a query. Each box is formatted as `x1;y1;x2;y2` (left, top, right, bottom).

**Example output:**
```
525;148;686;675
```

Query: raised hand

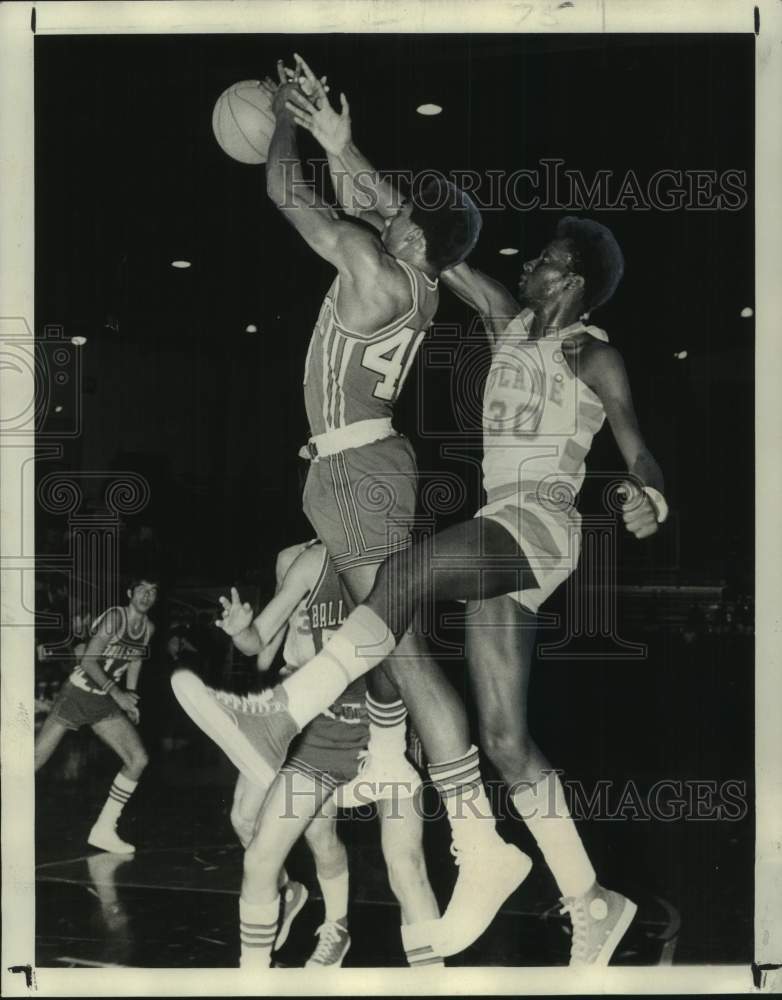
215;586;254;636
285;53;351;155
620;481;659;540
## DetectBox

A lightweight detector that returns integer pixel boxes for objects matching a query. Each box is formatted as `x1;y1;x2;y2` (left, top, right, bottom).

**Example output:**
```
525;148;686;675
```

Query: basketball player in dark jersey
173;543;444;968
35;577;158;853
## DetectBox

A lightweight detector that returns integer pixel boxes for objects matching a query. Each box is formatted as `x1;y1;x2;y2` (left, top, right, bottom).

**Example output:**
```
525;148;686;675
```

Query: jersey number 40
362;327;423;401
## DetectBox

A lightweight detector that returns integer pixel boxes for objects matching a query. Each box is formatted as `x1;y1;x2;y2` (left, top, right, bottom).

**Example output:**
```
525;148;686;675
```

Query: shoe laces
213;688;279;714
560;895;590;962
310;921;346;963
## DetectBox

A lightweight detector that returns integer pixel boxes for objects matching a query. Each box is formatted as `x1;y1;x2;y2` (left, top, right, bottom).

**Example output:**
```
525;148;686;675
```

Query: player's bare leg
378;791;445;967
89;714;149;854
301;797;351;966
240;770;338;968
34;714;70;772
466;594;637;965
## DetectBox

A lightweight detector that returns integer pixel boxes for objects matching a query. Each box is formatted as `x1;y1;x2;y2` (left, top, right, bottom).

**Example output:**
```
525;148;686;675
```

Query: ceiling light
55;405;63;413
674;350;688;360
171;260;191;269
740;307;753;318
416;103;442;116
245;324;258;333
499;248;519;256
71;336;87;347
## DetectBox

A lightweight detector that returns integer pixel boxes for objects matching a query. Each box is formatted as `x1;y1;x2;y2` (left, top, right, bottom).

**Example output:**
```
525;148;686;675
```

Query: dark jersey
303;259;439;437
69;606;150;694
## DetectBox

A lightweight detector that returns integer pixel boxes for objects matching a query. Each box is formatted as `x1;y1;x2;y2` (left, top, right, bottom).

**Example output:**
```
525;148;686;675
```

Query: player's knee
231;810;254;849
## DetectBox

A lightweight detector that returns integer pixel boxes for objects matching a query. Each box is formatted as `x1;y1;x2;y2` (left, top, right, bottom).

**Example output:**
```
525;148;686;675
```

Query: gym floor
35;632;753;970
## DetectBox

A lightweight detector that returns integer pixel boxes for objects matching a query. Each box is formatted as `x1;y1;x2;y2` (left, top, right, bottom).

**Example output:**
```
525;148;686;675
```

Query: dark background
35;32;754;589
34;32;755;968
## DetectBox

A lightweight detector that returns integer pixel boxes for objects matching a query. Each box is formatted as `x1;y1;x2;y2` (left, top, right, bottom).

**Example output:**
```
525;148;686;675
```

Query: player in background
35;576;158;854
213;60;670;965
173;541;445;969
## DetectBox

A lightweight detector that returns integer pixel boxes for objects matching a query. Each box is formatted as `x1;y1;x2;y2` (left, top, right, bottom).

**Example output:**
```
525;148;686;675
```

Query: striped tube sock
282;606;396;730
512;772;596;899
401;920;445;968
428;745;496;845
365;693;407;756
93;772;138;829
239;896;279;968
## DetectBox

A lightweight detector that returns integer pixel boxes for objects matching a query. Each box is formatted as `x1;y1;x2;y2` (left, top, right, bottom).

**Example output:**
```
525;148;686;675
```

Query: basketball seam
227;92;267;160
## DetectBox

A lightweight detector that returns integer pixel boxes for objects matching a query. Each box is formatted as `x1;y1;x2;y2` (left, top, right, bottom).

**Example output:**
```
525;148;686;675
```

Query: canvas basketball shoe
305;920;351;967
333;748;422;808
435;837;532;957
170;670;298;786
560;885;637;965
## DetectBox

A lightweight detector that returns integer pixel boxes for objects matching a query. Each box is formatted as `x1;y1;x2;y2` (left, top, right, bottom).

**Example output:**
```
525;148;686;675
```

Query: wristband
642;486;669;524
101;678;117;694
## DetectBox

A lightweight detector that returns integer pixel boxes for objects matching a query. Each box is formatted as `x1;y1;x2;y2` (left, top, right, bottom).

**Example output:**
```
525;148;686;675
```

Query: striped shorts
302;434;417;572
280;712;369;795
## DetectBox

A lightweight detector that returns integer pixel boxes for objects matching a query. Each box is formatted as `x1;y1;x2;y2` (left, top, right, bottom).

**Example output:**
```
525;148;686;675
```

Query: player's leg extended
377;792;444;968
240;769;331;968
89;713;149;853
301;798;352;966
34;714;70;771
466;594;637;965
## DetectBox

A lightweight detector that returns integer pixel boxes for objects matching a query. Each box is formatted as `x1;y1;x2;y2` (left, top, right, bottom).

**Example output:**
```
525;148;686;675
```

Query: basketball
212;80;276;165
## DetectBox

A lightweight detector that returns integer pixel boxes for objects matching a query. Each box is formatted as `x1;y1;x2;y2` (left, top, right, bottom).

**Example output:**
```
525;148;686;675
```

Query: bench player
35;576;158;853
173;541;445;968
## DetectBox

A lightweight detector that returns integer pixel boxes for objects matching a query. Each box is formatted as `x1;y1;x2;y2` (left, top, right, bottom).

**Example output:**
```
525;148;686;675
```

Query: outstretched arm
440;262;521;346
582;344;667;539
284;55;400;232
265;61;388;281
216;546;320;670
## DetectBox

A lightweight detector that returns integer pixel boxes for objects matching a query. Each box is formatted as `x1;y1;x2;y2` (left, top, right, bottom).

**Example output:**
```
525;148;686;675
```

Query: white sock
365;694;407;758
94;772;138;828
428;746;497;847
319;869;349;924
239;896;279;968
282;607;396;730
512;772;596;899
402;920;446;968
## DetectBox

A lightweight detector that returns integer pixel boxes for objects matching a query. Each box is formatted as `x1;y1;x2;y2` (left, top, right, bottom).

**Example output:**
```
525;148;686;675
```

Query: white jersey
482;308;608;501
477;308;609;612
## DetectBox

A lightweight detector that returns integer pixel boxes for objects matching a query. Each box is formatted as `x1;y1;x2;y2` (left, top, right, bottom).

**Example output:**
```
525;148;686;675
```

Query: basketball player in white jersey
35;577;158;853
173;542;445;968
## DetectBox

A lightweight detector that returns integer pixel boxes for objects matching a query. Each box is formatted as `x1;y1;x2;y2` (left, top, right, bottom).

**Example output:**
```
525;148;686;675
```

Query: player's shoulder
577;337;628;396
92;605;125;637
284;541;325;585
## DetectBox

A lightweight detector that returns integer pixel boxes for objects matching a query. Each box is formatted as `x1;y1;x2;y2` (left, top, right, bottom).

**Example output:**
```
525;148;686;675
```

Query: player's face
129;581;158;614
518;239;577;303
381;200;417;255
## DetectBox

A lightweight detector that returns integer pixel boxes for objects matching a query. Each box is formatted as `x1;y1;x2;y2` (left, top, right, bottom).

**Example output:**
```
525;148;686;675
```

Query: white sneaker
87;823;135;855
333;750;421;809
560;885;637;965
435;838;532;957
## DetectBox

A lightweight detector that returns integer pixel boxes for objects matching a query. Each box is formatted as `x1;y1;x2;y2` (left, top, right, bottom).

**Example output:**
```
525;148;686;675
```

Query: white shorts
475;488;582;613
